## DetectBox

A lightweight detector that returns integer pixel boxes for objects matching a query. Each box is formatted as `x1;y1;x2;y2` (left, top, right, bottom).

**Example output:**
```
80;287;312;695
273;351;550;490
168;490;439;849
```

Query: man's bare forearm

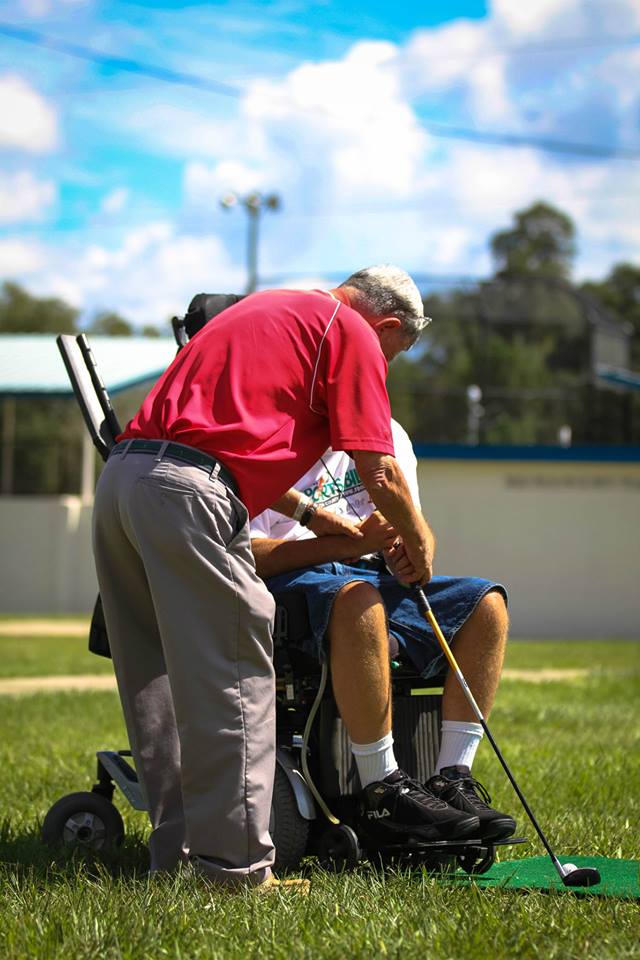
352;450;434;581
352;452;428;542
269;489;303;518
252;534;366;580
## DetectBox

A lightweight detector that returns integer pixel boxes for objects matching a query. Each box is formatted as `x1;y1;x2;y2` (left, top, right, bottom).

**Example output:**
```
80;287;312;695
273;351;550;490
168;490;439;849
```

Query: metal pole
220;191;280;296
246;206;259;294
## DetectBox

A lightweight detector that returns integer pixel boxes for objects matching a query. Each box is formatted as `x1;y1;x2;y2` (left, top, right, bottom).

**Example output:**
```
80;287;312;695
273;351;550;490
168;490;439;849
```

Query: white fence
415;453;639;639
1;452;639;638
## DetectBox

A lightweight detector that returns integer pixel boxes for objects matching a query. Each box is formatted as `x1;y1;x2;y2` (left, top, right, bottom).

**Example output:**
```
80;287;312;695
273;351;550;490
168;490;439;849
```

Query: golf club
415;587;601;888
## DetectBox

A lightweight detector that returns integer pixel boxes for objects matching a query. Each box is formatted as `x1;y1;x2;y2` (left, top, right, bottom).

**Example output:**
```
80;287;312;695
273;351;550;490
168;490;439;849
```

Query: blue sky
0;0;638;327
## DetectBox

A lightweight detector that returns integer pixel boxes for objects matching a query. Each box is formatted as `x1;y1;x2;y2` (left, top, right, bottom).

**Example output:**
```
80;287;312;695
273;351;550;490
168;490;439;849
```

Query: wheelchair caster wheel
41;792;125;852
318;824;361;871
457;844;496;876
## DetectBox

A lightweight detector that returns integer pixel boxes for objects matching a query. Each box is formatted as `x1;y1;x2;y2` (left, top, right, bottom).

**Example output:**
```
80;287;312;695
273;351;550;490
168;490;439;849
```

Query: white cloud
0;171;56;224
12;223;246;327
125;101;238;160
0;75;58;153
184;160;267;210
243;41;430;202
491;0;578;36
3;0;640;309
0;238;45;275
401;19;488;93
100;187;130;216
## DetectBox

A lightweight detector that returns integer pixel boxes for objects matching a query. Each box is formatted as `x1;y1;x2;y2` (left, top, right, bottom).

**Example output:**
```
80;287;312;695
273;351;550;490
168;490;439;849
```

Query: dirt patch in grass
503;667;589;682
0;674;117;694
0;620;90;637
0;667;591;695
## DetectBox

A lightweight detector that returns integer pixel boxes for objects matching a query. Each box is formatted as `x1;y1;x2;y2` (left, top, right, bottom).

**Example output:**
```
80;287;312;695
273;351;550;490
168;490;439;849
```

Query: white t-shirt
250;419;421;542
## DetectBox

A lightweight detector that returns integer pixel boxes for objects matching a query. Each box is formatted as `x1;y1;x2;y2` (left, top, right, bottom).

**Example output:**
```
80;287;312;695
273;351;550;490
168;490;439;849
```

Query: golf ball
561;863;577;874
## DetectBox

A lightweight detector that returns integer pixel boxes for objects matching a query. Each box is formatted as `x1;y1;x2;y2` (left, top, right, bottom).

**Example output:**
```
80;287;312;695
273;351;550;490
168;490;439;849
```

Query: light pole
220;191;281;294
466;384;483;445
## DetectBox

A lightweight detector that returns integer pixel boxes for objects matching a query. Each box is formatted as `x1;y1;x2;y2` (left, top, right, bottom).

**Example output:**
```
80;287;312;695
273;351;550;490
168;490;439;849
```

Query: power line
0;22;243;99
424;123;640;159
33;3;640;63
1;21;639;160
413;32;640;60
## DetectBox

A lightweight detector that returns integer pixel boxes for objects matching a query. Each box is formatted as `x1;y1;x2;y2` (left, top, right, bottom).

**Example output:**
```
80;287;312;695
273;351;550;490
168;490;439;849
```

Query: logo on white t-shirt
302;465;366;510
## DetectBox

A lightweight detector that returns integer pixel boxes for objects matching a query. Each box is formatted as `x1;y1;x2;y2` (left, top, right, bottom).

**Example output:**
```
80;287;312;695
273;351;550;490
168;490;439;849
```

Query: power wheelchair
42;298;520;875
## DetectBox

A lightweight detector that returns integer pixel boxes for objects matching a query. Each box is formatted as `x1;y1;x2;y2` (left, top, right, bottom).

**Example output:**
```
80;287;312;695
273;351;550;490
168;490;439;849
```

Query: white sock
351;731;398;788
436;720;484;773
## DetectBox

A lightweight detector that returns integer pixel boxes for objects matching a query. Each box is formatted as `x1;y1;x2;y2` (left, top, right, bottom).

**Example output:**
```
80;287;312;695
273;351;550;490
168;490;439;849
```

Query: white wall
416;457;640;638
1;455;639;636
0;497;96;614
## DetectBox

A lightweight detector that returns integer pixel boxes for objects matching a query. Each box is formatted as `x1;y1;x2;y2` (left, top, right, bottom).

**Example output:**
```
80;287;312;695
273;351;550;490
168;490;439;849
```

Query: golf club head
561;866;601;887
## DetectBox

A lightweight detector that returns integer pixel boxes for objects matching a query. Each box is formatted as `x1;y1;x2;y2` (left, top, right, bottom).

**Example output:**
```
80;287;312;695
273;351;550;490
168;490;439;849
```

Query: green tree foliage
583;263;640;365
0;281;79;334
141;324;161;338
86;310;133;337
403;202;638;446
491;201;576;280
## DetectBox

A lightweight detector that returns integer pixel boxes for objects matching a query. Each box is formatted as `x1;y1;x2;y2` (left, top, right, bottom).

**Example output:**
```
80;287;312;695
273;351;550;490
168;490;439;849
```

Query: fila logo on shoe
367;808;391;819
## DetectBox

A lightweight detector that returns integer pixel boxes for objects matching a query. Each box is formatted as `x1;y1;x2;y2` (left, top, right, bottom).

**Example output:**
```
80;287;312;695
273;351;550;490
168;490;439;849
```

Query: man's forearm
353;452;429;545
269;489;303;518
352;450;435;581
252;535;367;580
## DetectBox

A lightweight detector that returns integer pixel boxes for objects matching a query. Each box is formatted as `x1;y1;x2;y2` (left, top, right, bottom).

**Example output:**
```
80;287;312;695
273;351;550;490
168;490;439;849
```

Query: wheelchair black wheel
317;824;361;871
457;844;496;875
270;765;310;871
41;792;124;852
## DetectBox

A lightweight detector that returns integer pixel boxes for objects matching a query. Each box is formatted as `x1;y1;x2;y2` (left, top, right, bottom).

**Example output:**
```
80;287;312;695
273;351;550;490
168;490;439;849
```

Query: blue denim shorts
265;561;507;681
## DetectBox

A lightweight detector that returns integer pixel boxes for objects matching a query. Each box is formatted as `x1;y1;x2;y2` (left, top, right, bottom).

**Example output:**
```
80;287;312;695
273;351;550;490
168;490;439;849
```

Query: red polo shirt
121;289;394;517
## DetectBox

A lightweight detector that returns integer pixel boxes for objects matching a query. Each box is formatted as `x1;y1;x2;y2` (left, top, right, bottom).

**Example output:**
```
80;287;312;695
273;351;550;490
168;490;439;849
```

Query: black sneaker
359;769;480;843
426;766;517;841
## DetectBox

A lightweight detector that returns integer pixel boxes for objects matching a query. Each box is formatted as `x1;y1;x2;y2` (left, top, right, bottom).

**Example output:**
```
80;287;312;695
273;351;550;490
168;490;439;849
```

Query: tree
407;201;634;445
583;263;640;366
0;281;79;334
491;201;576;280
86;310;133;337
412;287;562;445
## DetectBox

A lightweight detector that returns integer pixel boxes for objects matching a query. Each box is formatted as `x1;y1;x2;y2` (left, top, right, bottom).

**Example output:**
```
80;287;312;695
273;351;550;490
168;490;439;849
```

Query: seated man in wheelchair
251;418;517;846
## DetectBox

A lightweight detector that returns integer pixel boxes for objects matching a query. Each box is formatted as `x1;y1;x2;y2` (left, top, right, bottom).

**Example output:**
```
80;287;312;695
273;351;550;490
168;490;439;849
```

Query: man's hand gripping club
353;450;434;585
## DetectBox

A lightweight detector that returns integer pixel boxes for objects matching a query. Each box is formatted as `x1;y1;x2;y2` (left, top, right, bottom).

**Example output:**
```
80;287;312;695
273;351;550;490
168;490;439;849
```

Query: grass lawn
0;629;638;959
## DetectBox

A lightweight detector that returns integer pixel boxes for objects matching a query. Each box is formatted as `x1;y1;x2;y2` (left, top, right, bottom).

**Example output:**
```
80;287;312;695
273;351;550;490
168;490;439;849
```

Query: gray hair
339;264;430;340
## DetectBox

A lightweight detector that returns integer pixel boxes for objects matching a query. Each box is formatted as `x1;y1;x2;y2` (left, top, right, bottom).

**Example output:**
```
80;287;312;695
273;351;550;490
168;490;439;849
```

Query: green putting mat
452;856;640;899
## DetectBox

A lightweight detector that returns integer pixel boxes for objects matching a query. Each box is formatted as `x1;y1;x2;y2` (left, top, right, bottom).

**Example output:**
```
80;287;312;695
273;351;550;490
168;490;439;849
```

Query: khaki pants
92;450;276;886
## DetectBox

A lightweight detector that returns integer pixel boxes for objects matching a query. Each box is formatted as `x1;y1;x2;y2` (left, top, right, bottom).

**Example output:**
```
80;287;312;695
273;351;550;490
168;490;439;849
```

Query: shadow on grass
0;818;150;882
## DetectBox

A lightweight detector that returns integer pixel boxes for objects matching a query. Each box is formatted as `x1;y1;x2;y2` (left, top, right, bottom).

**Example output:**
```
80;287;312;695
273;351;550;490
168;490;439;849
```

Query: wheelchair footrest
97;750;147;811
366;835;527;854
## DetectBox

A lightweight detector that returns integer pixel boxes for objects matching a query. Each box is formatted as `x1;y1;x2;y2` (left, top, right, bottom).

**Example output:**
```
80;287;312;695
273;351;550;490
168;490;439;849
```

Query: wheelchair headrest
172;292;246;348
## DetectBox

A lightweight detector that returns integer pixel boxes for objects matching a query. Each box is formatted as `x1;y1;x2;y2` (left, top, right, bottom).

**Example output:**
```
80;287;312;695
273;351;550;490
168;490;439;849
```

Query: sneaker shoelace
398;775;450;811
450;775;493;811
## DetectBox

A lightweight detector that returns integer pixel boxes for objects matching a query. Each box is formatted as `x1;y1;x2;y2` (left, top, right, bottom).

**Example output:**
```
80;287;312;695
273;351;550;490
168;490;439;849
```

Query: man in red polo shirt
92;265;468;889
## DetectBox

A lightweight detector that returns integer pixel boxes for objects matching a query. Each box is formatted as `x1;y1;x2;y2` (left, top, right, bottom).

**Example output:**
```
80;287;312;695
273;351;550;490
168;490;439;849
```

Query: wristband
299;501;319;527
292;496;310;522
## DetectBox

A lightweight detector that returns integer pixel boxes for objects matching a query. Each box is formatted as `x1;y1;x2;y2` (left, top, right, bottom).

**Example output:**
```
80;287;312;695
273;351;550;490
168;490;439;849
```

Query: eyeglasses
405;317;432;351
